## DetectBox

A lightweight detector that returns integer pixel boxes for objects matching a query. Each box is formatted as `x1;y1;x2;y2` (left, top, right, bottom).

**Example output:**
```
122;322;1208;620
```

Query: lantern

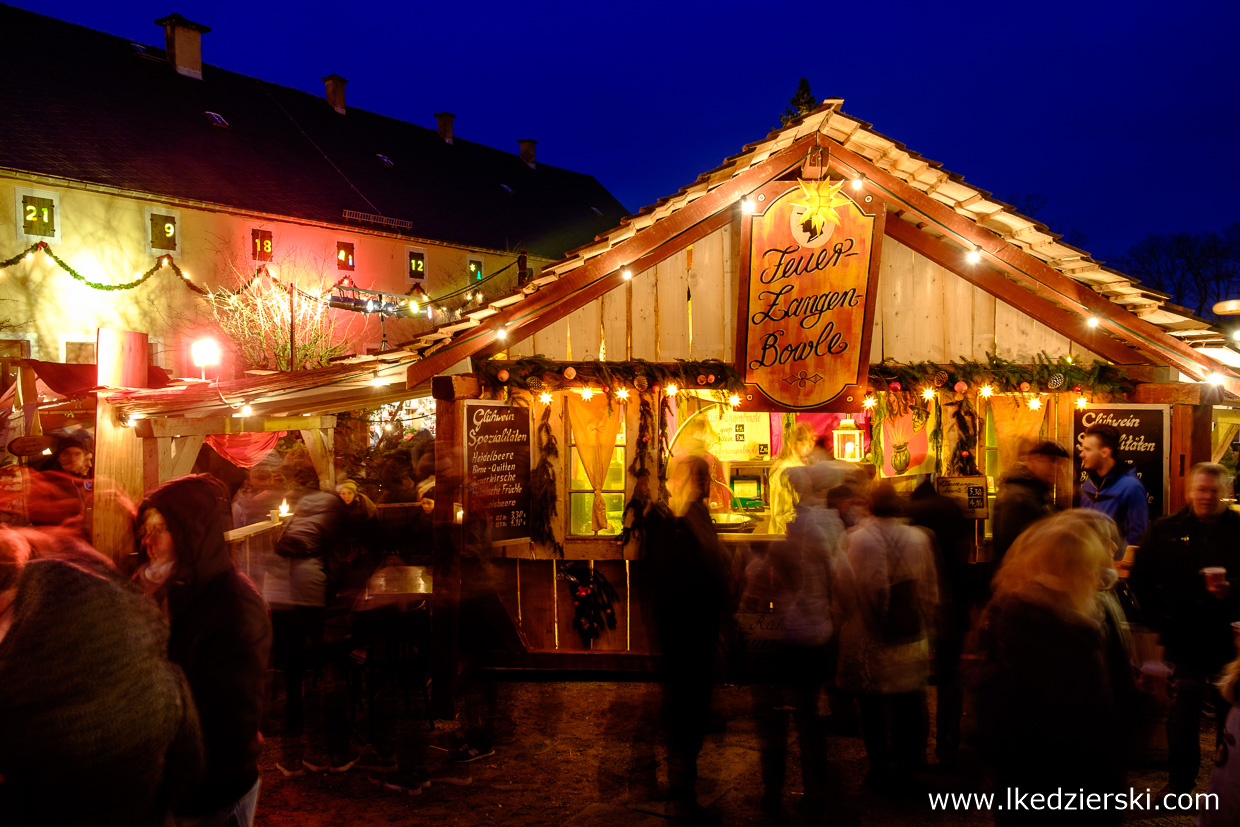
833;416;863;462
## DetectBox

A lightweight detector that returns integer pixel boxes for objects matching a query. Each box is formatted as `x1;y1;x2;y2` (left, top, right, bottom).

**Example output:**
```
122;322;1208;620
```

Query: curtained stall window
565;394;627;537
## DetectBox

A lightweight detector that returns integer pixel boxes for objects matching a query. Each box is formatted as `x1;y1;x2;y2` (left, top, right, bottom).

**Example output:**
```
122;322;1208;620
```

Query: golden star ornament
791;178;851;235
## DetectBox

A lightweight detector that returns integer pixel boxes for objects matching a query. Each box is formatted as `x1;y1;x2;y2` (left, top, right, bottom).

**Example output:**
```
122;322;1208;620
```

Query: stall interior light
539;392;553;405
740;198;756;214
966;246;982;264
1233;329;1240;342
862;396;877;409
615;387;629;400
1027;397;1042;411
240;404;252;416
1208;372;1226;386
622;269;633;280
580;387;594;400
1087;316;1100;328
921;388;934;401
979;385;994;398
851;174;865;190
496;326;508;341
1076;396;1089;409
665;383;678;397
728;394;741;407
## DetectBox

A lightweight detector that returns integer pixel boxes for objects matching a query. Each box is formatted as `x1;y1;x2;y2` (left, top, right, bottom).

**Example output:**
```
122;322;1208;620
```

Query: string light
496;326;508;341
384;423;393;431
728;394;741;407
921;388;934;401
1027;397;1042;411
665;383;678;397
740;198;756;214
862;396;877;409
851;174;865;190
160;257;169;268
615;388;629;400
580;387;594;400
1087;317;1100;328
240;404;252;416
966;246;982;264
979;385;993;398
622;269;632;280
1076;396;1088;409
1208;372;1225;386
539;392;553;405
24;252;33;263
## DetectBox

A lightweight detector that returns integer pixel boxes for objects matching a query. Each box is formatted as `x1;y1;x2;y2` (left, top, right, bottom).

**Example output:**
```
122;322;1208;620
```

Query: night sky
14;0;1240;261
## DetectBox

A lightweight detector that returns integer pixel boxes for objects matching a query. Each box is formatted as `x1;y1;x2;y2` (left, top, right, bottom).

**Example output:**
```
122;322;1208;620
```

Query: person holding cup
1130;462;1240;796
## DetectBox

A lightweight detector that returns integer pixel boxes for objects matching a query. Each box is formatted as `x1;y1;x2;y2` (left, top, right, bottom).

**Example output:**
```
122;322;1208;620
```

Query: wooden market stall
388;100;1240;683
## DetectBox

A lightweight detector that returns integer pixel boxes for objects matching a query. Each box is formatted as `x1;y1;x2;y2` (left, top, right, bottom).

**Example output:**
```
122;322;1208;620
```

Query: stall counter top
718;533;783;544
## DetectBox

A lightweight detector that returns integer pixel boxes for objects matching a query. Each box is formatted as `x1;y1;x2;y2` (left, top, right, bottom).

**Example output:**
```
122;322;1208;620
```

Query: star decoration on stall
791;178;851;235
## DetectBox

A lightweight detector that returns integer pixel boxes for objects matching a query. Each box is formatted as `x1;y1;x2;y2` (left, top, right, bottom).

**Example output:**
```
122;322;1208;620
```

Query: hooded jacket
1078;461;1149;546
0;556;202;826
139;474;272;817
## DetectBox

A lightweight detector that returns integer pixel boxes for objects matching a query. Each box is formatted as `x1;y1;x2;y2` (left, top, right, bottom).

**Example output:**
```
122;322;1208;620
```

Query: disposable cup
1203;567;1227;587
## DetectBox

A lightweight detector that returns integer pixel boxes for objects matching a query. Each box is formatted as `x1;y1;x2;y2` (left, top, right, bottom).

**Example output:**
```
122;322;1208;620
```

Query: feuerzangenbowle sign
738;177;884;409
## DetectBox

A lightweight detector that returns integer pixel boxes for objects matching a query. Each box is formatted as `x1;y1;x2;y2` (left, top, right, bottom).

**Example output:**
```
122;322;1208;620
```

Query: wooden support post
93;329;150;563
298;428;336;490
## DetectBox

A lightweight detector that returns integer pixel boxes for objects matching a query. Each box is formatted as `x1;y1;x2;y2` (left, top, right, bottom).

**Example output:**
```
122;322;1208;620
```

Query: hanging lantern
833;415;863;462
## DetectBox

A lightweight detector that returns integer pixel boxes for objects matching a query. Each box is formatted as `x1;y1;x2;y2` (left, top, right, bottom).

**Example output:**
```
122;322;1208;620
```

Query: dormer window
377;154;394;167
205;111;229;128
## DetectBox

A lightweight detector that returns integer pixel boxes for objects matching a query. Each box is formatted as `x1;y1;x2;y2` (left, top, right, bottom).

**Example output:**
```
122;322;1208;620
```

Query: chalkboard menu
463;401;531;544
1072;404;1168;518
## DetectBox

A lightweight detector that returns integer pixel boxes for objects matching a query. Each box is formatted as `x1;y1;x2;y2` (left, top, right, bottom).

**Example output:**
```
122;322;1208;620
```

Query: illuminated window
251;229;273;262
146;207;180;255
468;258;483;281
337;241;355;271
567;417;627;537
15;188;61;242
407;248;426;282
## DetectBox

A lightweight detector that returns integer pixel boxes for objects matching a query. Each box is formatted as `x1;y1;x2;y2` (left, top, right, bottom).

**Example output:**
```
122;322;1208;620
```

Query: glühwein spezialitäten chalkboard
463;401;531;544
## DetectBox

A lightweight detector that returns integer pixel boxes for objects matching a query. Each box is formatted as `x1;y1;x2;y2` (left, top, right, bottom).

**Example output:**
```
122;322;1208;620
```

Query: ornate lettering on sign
740;180;882;409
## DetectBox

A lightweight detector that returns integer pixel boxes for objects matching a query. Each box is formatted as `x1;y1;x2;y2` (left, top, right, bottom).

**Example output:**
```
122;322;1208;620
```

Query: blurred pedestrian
836;482;938;792
1078;424;1149;548
743;464;851;817
1129;462;1240;795
0;526;202;826
973;510;1123;823
1199;652;1240;826
649;455;731;820
136;474;271;827
993;440;1068;566
769;422;815;535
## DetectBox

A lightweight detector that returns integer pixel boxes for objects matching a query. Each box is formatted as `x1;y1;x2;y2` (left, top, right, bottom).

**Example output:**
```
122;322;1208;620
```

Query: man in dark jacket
993;440;1068;565
1129;463;1240;795
1078;424;1149;547
138;474;272;826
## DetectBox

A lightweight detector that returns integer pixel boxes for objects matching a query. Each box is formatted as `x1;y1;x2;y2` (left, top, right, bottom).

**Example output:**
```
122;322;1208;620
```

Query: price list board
463;401;531;544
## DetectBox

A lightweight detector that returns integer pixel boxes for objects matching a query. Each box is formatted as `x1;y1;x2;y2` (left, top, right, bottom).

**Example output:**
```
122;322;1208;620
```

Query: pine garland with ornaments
866;353;1130;401
474;356;745;404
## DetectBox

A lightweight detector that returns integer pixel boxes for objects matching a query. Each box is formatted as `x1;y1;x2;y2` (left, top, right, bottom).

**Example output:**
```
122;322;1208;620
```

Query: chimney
321;74;348;114
434;112;455;144
518;139;537;169
154;13;211;80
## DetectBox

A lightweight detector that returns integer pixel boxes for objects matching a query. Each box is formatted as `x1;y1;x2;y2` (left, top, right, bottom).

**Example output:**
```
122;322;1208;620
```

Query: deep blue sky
15;0;1240;259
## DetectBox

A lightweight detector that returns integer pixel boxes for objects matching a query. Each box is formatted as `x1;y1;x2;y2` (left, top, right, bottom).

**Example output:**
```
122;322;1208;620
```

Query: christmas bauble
563;366;576;380
954;381;968;393
497;369;510;382
707;374;716;384
888;381;901;392
697;374;707;385
1019;381;1030;392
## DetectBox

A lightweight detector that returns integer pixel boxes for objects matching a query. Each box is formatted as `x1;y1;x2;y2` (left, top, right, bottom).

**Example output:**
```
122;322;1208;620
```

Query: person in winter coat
0;526;202;827
1078;424;1149;548
1199;653;1240;827
136;474;271;827
993;440;1069;565
649;455;732;820
973;510;1123;824
743;463;852;817
835;482;938;791
1129;462;1240;795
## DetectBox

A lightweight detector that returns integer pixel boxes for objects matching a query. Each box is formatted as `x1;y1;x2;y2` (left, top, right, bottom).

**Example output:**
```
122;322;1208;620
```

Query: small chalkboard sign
936;475;990;520
462;401;531;545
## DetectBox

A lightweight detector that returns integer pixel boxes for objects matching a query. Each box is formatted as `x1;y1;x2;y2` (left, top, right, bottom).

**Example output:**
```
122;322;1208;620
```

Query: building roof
0;4;627;260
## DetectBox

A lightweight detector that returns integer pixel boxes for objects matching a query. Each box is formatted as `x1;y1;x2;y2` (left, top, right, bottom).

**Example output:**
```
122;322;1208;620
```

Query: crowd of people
4;420;1240;825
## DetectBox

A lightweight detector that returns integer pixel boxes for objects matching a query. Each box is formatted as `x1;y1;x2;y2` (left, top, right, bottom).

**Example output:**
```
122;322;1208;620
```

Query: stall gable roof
109;100;1239;417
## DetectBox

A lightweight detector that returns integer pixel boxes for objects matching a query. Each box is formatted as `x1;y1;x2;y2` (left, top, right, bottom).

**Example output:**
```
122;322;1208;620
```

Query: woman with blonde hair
769;422;816;534
975;511;1125;823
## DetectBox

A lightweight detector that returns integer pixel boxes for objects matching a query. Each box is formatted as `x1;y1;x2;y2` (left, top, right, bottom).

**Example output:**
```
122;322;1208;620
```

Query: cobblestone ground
254;681;1212;826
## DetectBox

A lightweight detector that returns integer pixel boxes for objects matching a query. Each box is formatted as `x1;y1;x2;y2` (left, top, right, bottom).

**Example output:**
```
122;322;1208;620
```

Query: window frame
406;246;427;283
145;206;182;256
565;400;631;539
14;187;62;244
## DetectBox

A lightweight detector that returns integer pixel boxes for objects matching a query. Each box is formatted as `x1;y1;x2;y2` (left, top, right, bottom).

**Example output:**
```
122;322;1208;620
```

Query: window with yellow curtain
567;401;627;537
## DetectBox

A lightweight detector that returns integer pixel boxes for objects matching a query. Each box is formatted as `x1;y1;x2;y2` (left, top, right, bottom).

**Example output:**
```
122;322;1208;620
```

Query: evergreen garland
944;395;980;476
529;404;563;557
619;393;656;551
475;356;744;399
867;353;1131;399
560;563;619;646
657;392;671;502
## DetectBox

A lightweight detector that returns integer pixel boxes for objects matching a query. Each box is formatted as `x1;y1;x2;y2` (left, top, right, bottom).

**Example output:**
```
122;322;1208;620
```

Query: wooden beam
431;374;482;402
94;329;149;560
822;139;1240;393
1130;383;1223;406
169;435;204;479
1212;423;1238;463
404;134;820;388
884;218;1147;366
298;428;335;490
135;415;336;438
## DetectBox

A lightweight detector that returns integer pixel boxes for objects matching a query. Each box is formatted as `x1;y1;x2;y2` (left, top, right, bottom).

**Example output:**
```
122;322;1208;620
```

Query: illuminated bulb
41;447;52;455
665;383;678;397
966;247;982;264
371;376;386;387
161;257;169;268
622;269;632;280
1076;396;1088;409
409;300;418;313
580;387;594;400
1087;317;1100;328
240;404;252;416
862;396;877;409
426;306;433;319
129;412;145;421
539;392;553;405
979;385;993;398
921;388;935;401
1208;372;1225;386
740;198;756;214
134;271;143;280
851;175;864;190
1028;397;1042;411
1233;330;1240;342
728;394;741;407
384;423;393;431
615;388;630;400
181;270;191;280
496;326;508;341
24;253;33;263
